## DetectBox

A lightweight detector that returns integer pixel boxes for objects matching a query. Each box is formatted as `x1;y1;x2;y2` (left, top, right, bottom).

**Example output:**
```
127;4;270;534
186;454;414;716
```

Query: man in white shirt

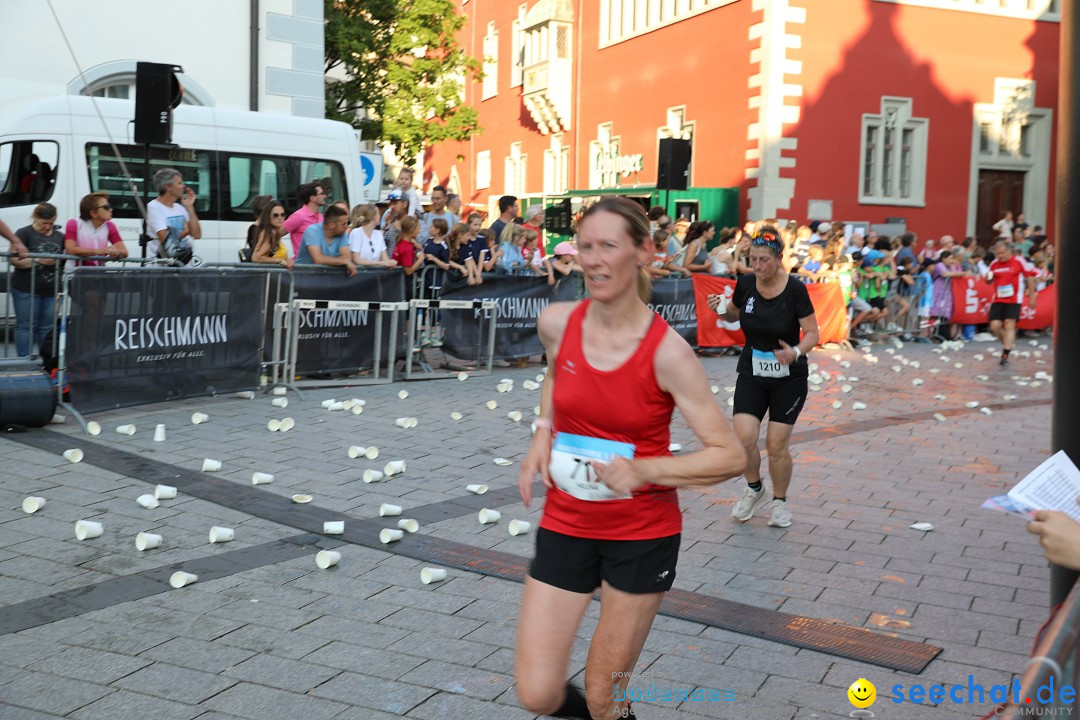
147;168;201;263
419;185;458;243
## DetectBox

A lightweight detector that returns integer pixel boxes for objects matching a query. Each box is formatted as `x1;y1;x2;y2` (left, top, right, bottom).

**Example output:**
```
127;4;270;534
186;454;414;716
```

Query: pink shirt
64;218;122;267
283;206;323;256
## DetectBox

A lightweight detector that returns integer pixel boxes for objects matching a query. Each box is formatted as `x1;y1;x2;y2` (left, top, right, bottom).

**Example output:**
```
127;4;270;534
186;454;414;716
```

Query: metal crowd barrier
283;298;407;389
403;298;497;380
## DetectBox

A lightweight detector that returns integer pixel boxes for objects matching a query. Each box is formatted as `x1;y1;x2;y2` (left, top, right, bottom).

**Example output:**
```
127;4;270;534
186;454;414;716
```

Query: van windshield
0;140;59;208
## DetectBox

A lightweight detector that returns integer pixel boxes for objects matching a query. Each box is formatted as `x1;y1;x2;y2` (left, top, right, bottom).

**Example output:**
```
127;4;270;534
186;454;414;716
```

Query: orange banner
692;276;850;347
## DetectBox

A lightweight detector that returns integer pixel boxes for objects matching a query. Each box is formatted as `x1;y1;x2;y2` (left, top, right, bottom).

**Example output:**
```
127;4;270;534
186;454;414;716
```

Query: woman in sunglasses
64;192;128;267
251;200;294;268
707;225;819;528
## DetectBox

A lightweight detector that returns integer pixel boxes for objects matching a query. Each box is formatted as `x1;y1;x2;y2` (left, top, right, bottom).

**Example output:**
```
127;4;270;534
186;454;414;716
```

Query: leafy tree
325;0;482;160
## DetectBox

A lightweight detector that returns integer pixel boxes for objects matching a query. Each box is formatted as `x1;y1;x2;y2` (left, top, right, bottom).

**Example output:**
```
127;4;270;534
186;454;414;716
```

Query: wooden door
976;170;1025;247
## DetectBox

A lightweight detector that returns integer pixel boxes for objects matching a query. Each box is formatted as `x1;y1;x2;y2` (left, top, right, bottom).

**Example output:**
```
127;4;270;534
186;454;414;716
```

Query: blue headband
750;231;783;255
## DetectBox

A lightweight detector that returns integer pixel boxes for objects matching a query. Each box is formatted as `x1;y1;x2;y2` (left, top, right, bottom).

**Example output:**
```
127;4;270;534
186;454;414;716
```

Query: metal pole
1052;0;1080;607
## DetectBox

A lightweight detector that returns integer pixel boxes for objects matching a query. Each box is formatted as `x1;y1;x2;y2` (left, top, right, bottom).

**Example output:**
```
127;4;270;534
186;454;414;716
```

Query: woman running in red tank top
514;198;747;720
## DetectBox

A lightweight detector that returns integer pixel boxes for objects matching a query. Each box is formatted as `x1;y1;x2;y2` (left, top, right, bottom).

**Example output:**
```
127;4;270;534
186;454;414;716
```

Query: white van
0;96;363;263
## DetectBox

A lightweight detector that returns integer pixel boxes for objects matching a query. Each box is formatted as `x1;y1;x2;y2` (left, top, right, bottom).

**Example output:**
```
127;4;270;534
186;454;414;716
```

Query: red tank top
541;300;681;540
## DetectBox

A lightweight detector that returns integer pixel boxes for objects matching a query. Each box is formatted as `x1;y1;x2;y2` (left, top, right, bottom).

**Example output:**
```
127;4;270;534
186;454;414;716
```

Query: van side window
219;152;347;221
85;143;216;220
0;141;59;208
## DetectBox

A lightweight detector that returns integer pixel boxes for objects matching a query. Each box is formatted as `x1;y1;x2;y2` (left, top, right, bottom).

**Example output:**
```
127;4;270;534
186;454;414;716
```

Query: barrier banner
647;276;698;346
950;277;1054;329
440;275;578;360
65;269;266;413
692;276;850;346
274;269;407;373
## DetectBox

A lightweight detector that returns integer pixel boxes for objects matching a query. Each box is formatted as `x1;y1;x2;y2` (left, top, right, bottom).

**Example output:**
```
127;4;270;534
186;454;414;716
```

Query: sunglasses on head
750;231;779;245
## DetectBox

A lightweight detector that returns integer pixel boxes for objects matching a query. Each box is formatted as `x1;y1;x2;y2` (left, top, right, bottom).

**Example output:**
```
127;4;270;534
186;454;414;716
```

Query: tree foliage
325;0;482;160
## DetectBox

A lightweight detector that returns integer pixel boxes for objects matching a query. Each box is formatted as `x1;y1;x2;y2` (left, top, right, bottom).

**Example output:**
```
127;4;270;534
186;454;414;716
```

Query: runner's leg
516;577;593;716
733;413;763;485
765;421;796;499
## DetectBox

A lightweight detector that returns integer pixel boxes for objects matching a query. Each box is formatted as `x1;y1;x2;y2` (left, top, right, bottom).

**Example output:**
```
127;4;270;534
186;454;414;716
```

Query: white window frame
505;142;527;195
871;0;1059;22
510;4;527;89
476;150;491;190
543;133;570;194
599;0;736;47
858;97;928;207
482;22;499;101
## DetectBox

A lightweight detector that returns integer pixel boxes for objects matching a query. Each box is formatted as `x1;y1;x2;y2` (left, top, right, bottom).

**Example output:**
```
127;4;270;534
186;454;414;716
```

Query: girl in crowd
515;197;745;720
251;200;294;267
447;222;481;285
500;224;529;273
478;228;503;273
709;226;819;529
349;204;396;268
391;216;425;281
10;203;63;357
680;221;714;274
732;231;753;275
707;227;739;277
64;192;127;267
930;250;970;339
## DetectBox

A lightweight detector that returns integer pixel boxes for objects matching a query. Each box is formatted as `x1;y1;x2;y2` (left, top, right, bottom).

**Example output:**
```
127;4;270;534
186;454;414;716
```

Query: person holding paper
1027;500;1080;570
984;240;1038;366
707;226;820;529
515;197;746;720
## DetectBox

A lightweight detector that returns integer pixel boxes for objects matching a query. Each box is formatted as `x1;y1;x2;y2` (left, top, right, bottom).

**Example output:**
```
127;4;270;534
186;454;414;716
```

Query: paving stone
25;646;150;685
113;662;237;704
307;672;435;714
138;637;256;674
69;689;203;720
1;671;114;716
200;682;349;720
407;691;538;720
220;653;340;693
396;659;514;701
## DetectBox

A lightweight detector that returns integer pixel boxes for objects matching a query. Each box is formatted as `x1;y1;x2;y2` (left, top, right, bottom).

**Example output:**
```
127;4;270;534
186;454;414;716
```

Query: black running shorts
732;373;807;425
529;527;680;594
988;302;1021;322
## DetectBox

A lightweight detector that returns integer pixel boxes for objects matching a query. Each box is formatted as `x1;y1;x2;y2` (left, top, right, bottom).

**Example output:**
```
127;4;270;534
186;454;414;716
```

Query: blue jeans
11;288;55;357
962;324;975;341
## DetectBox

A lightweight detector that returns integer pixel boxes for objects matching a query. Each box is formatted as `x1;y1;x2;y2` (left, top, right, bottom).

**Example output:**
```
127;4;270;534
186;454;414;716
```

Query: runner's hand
593;456;641;498
774;339;798;365
1027;502;1080;570
518;431;553;508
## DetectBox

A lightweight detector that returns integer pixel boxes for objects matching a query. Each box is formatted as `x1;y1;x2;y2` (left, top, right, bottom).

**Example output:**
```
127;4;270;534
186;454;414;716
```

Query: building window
505;142;526;195
482;22;498;100
544;134;569;194
859;97;928;206
979;123;993;154
476;150;491;190
511;4;526;88
600;0;735;47
1020;124;1031;157
869;0;1059;22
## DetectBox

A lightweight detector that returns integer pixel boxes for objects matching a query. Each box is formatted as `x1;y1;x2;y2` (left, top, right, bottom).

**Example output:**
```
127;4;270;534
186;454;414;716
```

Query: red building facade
424;0;1060;242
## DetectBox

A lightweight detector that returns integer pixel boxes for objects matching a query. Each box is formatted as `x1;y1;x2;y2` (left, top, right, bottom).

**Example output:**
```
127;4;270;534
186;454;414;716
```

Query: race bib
549;433;635;502
751;349;790;378
996;283;1015;299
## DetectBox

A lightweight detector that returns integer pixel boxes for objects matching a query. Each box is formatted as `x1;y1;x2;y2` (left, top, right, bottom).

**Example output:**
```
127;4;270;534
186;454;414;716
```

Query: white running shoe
767;499;792;528
731;485;770;522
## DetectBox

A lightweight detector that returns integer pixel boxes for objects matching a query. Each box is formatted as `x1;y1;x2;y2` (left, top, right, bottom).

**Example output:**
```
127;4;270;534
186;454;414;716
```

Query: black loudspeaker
0;359;57;429
657;138;691;190
134;62;184;145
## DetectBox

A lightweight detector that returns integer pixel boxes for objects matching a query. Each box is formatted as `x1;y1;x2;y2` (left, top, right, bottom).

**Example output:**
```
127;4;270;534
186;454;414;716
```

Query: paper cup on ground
251;472;274;485
363;469;384;483
458;372;469;381
328;402;345;411
279;417;294;432
22;496;46;514
398;518;419;533
235;390;255;399
50;412;66;424
508;520;532;536
321;399;336;408
135;532;162;551
136;494;160;509
398;390;409;399
316;550;341;569
466;484;488;495
478;508;501;524
380;503;402;517
271;397;288;408
351;404;364;416
87;421;102;436
421;567;447;584
395;417;411;428
169;571;198;588
154;484;177;500
384;460;405;476
117;424;136;435
450;411;463;421
365;446;379;460
493;458;513;466
153;424;166;442
75;520;103;540
348;445;366;459
380;528;404;544
267;419;282;432
191;412;209;425
63;448;83;463
209;526;235;543
272;387;287;396
291;494;313;503
323;520;344;535
485;400;498;410
202;458;222;472
507;411;522;423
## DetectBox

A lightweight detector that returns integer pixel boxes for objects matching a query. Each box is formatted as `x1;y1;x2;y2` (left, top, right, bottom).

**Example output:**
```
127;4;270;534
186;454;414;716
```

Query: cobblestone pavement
0;337;1057;719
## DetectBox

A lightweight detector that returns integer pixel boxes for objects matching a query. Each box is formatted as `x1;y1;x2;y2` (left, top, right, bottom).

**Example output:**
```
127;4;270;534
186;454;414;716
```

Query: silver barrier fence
403;298;498;380
283;297;407;389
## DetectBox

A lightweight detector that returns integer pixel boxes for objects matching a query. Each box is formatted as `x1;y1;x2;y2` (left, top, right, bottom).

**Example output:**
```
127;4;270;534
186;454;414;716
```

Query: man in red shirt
984;240;1037;366
283;182;326;257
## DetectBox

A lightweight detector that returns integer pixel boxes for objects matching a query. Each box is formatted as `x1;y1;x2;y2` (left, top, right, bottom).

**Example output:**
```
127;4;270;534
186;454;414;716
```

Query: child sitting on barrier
447;222;482;286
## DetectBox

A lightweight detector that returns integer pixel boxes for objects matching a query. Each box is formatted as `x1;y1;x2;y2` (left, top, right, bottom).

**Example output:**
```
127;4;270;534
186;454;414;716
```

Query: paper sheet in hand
982;451;1080;520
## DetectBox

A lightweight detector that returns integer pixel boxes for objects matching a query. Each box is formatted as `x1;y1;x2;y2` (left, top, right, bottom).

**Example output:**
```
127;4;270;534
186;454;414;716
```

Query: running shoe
767;499;792;528
731;485;770;522
999;354;1009;366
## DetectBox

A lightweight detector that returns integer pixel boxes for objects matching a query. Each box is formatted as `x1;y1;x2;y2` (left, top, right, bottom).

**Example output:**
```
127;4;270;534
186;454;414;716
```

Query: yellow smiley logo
848;678;876;709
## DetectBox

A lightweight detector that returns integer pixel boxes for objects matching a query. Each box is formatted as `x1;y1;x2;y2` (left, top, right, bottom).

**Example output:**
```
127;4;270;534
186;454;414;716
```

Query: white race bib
751;349;790;378
549;433;635;502
996;283;1015;299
